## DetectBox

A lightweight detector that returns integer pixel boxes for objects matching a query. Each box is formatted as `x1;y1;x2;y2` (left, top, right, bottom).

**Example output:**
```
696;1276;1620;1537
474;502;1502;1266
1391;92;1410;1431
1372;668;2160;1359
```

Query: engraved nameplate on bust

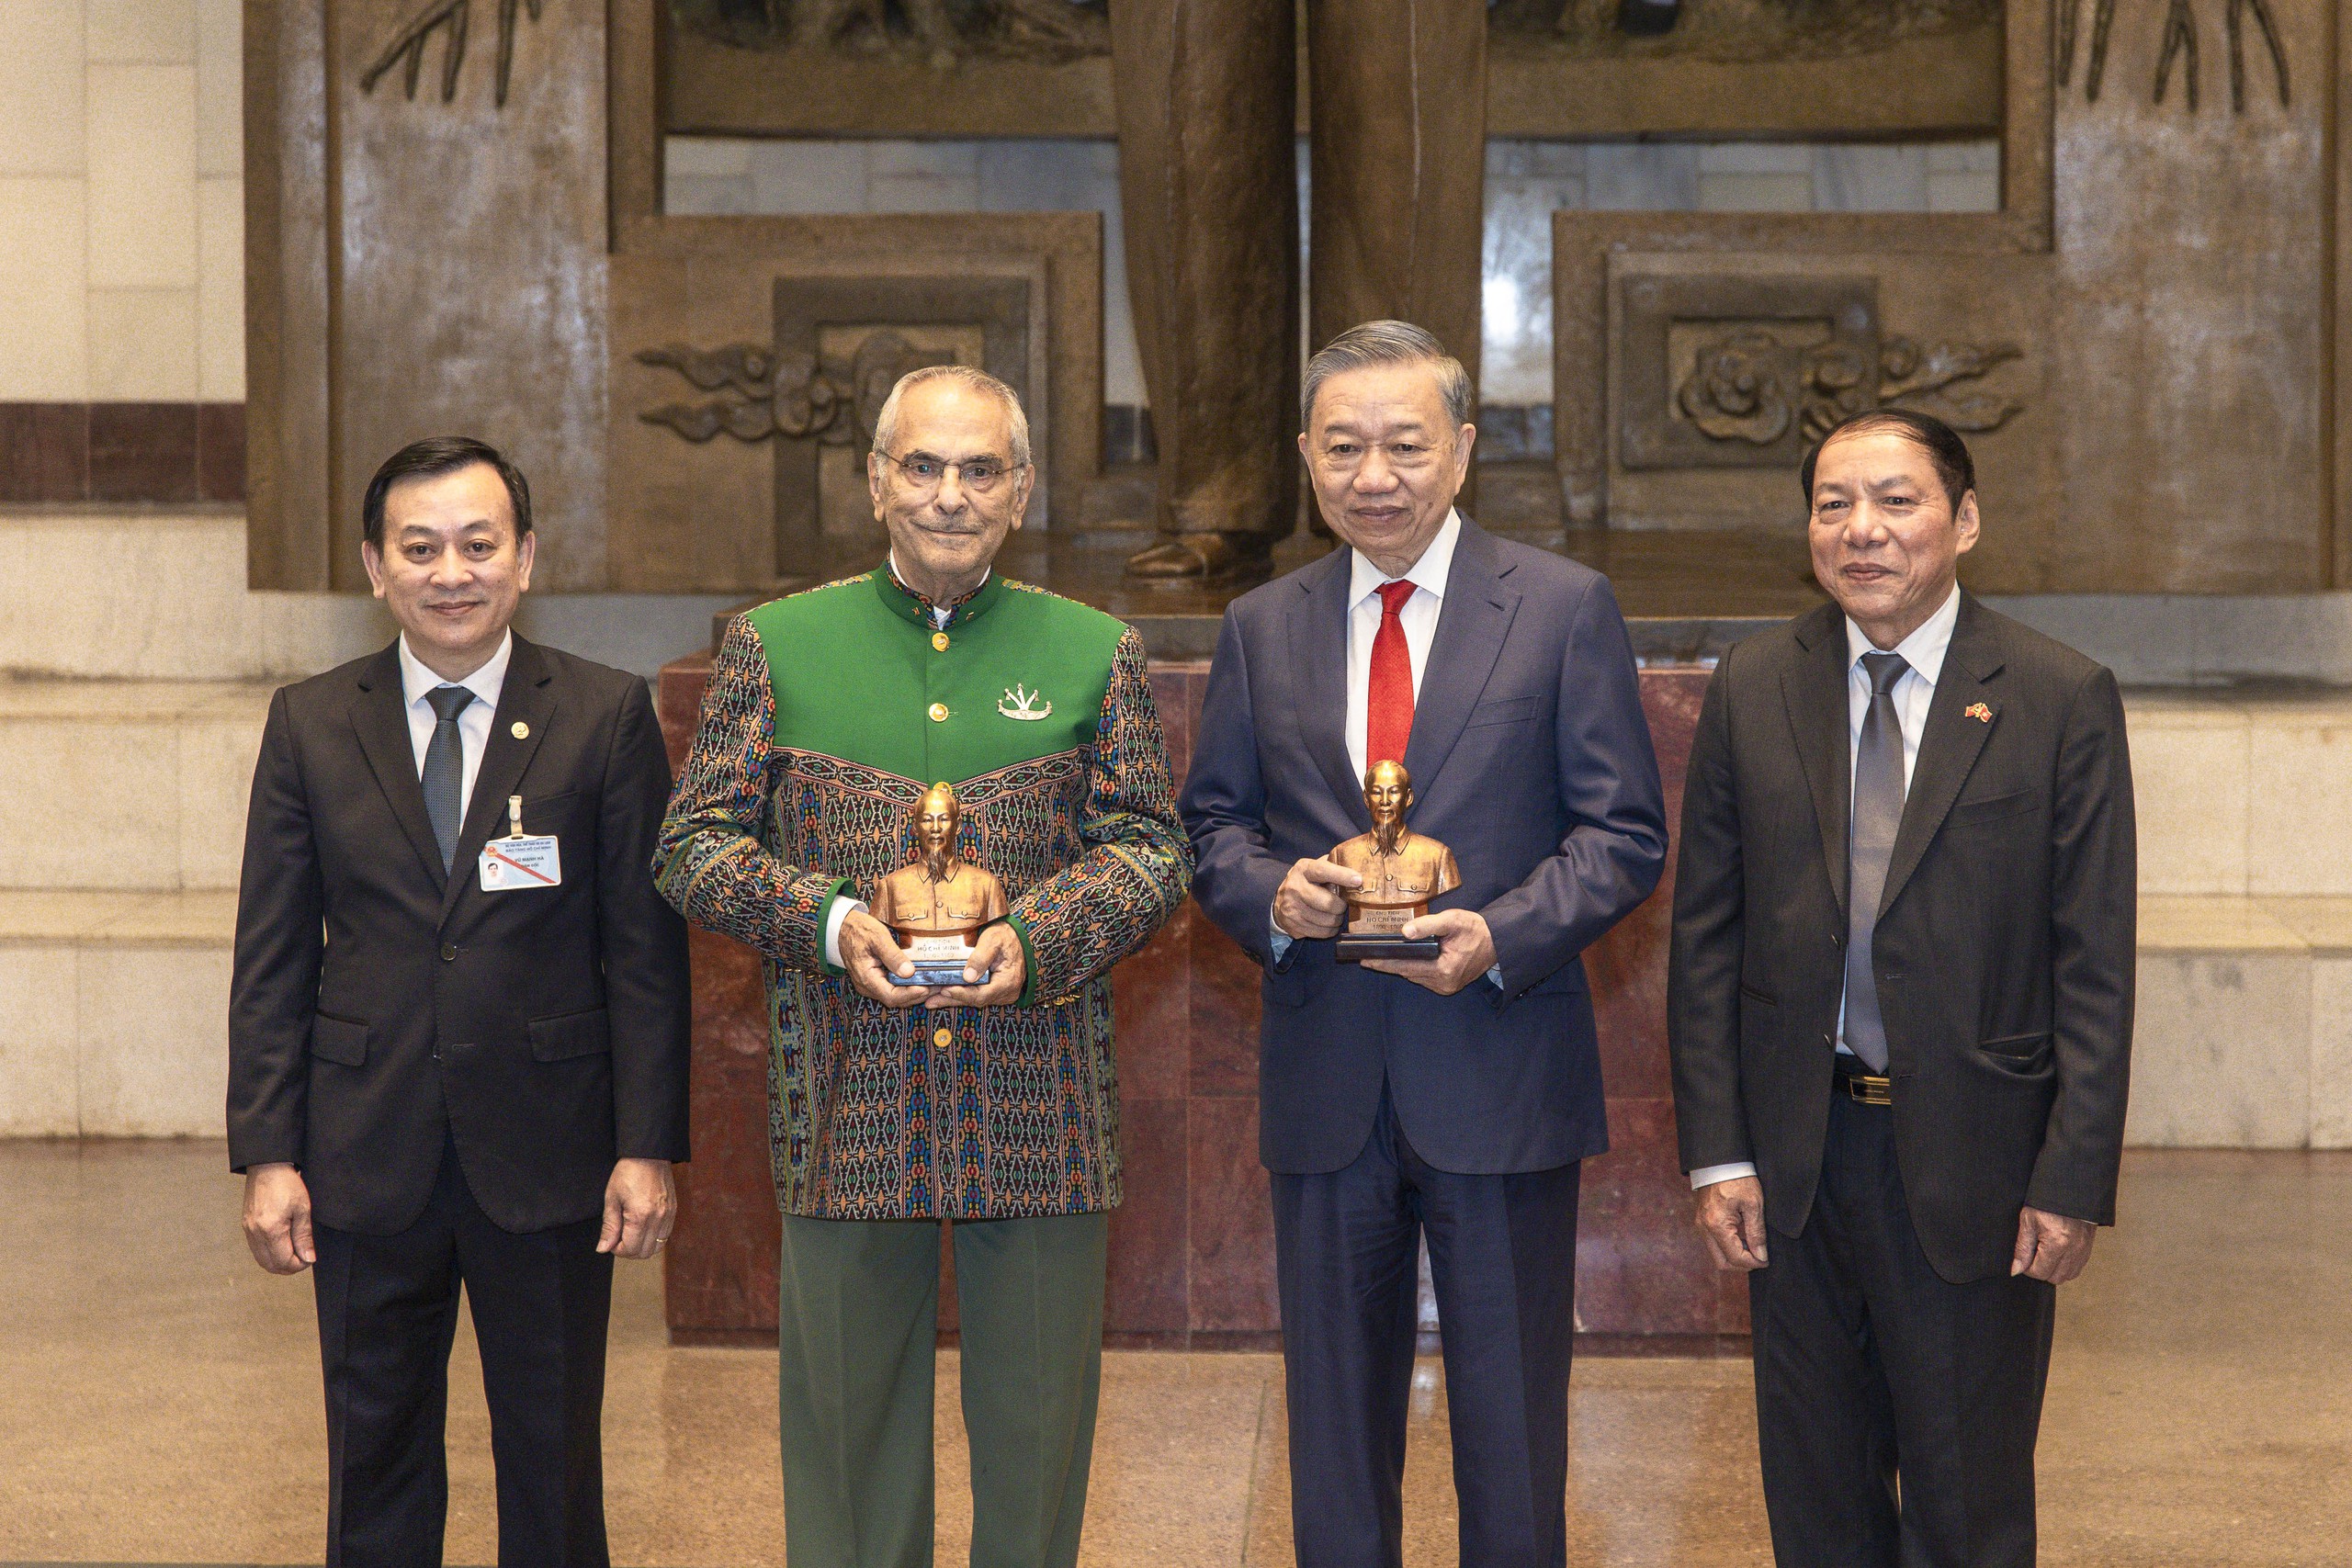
1331;761;1460;964
870;783;1011;986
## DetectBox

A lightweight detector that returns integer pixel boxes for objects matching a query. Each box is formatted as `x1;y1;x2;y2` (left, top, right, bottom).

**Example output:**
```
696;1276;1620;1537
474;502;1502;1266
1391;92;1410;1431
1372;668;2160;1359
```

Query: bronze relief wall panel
606;213;1100;594
1580;247;2053;591
1553;0;2338;595
656;0;2001;139
2050;0;2330;592
326;0;612;591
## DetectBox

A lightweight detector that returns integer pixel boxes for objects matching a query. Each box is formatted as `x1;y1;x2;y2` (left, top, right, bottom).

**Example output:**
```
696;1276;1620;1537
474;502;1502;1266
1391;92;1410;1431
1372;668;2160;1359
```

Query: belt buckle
1846;1072;1894;1106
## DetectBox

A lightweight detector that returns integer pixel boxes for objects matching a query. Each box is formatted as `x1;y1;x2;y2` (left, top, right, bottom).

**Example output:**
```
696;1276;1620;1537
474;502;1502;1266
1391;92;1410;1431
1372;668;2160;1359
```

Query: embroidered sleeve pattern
1010;627;1193;1002
653;617;844;971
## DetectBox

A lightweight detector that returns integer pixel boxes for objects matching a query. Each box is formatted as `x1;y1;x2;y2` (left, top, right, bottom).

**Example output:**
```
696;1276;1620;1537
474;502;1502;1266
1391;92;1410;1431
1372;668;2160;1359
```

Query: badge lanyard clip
507;794;525;840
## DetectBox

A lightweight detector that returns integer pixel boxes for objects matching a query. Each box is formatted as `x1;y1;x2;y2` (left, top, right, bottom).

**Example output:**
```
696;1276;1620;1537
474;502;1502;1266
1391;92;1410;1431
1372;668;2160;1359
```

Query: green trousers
776;1210;1109;1568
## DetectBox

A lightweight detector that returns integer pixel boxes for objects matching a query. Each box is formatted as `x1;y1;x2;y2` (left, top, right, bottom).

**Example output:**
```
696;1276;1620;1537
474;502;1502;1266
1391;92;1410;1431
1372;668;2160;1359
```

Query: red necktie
1365;580;1418;771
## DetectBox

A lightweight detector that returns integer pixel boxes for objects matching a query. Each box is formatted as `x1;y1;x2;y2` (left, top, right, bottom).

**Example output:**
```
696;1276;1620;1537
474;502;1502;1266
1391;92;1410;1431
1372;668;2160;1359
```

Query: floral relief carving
1677;329;2023;448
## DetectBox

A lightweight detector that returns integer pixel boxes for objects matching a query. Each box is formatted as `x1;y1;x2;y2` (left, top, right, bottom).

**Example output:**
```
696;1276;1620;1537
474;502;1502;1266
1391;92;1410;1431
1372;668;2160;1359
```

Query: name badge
479;794;562;891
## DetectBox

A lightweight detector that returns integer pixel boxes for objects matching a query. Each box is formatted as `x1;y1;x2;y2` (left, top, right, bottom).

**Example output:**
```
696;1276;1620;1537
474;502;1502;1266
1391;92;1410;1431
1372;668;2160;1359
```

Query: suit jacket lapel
350;642;448;893
1402;518;1518;800
1878;596;2003;919
442;636;557;921
1781;604;1852;922
1287;547;1370;830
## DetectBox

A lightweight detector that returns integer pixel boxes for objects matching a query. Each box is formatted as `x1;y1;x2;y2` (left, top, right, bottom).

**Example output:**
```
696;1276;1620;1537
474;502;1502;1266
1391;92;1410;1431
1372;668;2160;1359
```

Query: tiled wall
0;1;243;406
666;135;2002;409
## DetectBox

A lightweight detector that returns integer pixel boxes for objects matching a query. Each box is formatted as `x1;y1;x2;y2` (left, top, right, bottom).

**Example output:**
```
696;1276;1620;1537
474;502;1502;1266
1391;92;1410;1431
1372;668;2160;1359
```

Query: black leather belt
1833;1057;1894;1106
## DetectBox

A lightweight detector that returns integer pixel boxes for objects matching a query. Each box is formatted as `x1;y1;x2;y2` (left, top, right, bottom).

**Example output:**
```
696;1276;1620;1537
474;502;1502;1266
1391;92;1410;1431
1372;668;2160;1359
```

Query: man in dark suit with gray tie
1182;321;1668;1566
229;436;690;1567
1669;409;2136;1566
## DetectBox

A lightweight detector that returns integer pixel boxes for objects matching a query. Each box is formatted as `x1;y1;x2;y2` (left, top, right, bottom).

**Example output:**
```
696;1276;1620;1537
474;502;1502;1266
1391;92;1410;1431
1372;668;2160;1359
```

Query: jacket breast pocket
513;788;582;835
1464;694;1542;729
528;1007;611;1062
1949;789;2040;826
310;1013;368;1066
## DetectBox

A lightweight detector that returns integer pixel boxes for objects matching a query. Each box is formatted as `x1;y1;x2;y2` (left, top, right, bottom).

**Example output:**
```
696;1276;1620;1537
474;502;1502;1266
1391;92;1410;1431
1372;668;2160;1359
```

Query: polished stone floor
0;1142;2344;1565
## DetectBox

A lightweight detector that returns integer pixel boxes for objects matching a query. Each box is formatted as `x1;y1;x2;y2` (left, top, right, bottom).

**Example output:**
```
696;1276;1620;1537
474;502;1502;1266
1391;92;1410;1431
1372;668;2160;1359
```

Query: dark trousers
1752;1091;2056;1568
311;1136;615;1568
1271;1087;1582;1568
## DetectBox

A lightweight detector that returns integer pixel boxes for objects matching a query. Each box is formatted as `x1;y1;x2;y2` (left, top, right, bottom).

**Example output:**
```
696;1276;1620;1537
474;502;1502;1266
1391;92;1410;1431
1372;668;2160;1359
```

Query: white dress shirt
820;554;990;970
397;630;512;826
1690;583;1961;1191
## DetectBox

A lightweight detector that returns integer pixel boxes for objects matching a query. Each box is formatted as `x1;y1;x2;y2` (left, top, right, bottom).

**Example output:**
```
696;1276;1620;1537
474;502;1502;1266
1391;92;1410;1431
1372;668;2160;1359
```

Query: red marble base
654;656;1745;1348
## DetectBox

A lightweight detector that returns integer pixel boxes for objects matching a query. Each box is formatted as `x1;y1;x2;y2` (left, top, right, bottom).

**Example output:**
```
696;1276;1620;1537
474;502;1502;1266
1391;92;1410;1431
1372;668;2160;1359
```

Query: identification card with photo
480;835;562;891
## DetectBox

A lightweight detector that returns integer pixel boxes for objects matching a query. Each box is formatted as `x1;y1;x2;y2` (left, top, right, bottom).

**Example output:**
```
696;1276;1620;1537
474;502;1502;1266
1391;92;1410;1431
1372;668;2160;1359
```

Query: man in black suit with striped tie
1670;409;2136;1566
228;436;690;1567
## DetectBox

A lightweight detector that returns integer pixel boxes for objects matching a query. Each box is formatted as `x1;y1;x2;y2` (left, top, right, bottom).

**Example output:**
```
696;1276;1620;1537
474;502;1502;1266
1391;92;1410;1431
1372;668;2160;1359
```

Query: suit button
933;632;950;652
928;702;948;723
440;944;458;962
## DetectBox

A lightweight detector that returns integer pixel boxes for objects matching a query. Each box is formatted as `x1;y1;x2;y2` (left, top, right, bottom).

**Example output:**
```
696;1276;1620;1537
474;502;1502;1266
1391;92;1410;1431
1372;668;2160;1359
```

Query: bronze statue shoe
1125;532;1274;586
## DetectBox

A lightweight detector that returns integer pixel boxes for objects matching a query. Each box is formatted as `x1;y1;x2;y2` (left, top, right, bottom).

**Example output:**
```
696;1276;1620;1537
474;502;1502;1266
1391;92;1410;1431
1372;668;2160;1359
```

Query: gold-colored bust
872;783;1010;983
1330;760;1460;936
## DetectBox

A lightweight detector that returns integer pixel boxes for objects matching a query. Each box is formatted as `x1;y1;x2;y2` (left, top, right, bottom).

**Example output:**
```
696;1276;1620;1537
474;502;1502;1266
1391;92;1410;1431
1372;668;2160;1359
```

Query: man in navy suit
1181;321;1668;1566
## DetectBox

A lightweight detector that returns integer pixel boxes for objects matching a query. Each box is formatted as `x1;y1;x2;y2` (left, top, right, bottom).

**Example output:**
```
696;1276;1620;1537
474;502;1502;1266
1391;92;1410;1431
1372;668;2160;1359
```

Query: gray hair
870;363;1032;468
1300;320;1475;432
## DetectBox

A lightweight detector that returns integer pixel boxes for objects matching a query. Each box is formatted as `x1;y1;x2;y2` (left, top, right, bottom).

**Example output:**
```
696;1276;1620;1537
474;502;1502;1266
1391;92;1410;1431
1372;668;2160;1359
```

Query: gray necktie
423;685;474;873
1843;651;1909;1073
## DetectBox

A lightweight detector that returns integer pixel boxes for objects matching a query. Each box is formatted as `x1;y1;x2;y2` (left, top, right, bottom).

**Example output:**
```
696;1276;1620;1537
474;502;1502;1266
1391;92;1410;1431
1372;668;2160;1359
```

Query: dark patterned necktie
423;685;475;873
1843;651;1910;1073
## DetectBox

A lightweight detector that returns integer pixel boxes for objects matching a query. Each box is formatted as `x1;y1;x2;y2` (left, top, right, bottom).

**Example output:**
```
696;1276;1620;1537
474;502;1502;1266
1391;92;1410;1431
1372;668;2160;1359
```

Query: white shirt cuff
822;895;869;971
1268;913;1294;964
1690;1161;1758;1190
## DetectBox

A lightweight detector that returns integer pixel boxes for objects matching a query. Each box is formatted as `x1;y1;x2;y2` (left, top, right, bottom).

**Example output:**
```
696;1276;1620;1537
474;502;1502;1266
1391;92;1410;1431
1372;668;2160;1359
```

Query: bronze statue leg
1112;0;1300;583
1304;0;1486;429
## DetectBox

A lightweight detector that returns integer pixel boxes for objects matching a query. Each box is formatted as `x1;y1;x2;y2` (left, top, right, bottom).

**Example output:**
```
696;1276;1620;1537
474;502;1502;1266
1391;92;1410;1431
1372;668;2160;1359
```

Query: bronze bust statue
1331;760;1459;955
871;782;1009;983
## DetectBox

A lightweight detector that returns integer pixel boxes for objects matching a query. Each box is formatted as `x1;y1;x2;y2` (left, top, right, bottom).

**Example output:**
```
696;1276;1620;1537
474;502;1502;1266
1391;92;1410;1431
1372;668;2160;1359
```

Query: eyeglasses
876;450;1025;495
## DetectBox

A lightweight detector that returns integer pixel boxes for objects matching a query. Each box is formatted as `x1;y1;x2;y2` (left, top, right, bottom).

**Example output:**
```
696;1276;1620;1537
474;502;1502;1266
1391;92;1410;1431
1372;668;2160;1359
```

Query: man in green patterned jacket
656;365;1191;1568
